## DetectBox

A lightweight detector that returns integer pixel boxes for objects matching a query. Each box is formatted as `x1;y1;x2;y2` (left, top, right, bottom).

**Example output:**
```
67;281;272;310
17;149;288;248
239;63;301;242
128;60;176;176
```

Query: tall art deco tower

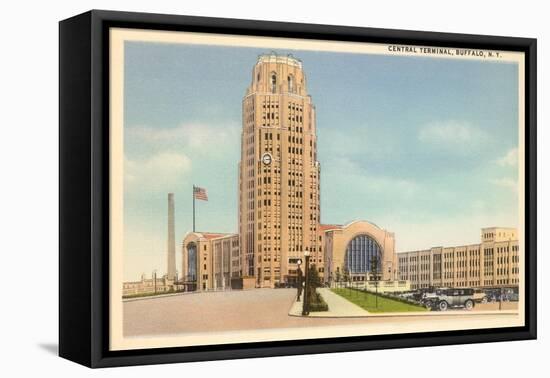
239;53;321;288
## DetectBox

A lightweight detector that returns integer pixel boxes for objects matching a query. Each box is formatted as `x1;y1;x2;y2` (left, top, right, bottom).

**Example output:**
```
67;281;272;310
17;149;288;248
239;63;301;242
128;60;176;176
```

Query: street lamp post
296;259;303;302
302;251;311;316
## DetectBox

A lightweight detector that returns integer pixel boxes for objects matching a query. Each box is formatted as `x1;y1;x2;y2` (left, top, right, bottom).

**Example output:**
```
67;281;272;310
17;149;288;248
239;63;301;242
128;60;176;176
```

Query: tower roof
256;52;302;68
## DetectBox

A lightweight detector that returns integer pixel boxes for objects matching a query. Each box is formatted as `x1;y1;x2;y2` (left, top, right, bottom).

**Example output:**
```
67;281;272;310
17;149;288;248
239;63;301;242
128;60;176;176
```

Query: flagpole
192;185;196;232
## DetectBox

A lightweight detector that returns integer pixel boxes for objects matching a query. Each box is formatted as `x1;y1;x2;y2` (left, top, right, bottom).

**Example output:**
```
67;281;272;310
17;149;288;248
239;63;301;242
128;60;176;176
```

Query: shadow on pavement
38;343;58;355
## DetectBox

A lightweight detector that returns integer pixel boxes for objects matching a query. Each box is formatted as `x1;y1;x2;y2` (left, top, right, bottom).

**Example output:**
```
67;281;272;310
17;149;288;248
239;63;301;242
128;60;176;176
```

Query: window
344;234;382;274
288;74;294;93
270;72;277;93
187;243;197;281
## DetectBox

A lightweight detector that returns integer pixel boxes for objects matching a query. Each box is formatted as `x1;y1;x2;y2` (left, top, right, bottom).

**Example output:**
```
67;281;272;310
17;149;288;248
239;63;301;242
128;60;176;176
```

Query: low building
323;220;398;284
364;280;410;293
182;232;241;292
397;227;519;290
122;273;177;297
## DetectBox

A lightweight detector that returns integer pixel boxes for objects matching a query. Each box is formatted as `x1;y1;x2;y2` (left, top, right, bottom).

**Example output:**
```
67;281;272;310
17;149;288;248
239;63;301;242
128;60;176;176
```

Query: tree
342;267;350;285
341;266;352;295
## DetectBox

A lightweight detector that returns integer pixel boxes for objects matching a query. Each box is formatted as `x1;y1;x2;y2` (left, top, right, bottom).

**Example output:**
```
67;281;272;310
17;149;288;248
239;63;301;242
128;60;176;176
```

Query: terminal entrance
344;234;382;280
183;242;198;291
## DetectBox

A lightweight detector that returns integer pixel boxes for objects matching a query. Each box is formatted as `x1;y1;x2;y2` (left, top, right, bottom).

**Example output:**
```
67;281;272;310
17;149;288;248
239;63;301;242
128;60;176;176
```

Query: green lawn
332;288;428;313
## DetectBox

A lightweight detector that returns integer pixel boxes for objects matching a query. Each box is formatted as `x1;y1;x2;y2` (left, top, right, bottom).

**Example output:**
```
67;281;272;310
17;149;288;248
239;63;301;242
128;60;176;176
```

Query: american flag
193;186;208;201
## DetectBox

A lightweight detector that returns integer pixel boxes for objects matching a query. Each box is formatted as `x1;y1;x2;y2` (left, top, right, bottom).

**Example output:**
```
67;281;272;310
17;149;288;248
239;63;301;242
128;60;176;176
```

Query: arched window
270;72;277;93
187;242;197;281
344;234;382;274
287;74;294;93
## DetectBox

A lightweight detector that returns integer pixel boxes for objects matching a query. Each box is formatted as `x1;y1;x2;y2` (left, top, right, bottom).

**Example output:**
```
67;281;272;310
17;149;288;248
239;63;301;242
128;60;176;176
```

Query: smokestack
167;193;176;280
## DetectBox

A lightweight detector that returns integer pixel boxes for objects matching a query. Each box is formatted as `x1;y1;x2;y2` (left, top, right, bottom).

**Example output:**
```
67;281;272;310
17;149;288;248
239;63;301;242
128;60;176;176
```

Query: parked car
419;288;441;308
412;288;434;302
502;288;519;302
397;291;417;301
422;288;475;311
473;288;488;304
507;292;519;301
485;288;509;302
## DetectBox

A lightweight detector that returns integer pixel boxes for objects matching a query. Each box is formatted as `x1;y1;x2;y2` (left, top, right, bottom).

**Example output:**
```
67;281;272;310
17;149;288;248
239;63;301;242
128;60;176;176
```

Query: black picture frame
59;9;537;368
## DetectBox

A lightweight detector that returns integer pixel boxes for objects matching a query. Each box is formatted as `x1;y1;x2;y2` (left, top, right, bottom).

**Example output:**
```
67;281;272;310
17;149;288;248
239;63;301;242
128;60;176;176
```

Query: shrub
306;264;329;312
309;292;329;311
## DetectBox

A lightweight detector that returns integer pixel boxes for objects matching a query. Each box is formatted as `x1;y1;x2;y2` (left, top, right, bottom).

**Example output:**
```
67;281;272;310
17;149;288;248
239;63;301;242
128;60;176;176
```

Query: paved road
123;288;518;337
474;301;518;311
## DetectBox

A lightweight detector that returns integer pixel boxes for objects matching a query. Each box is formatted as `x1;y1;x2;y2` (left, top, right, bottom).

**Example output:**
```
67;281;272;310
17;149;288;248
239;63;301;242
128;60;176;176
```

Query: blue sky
123;41;519;281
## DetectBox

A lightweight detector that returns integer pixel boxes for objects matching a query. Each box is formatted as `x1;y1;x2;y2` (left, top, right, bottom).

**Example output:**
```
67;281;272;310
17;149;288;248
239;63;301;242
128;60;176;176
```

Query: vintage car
473;288;488;303
421;288;475;311
485;288;511;302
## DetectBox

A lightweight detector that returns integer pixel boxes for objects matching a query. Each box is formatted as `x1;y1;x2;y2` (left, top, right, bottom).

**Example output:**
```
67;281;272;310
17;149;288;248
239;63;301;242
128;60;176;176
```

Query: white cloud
125;152;192;193
495;147;518;167
127;122;240;158
325;157;420;198
490;177;518;192
123;122;240;194
418;120;487;148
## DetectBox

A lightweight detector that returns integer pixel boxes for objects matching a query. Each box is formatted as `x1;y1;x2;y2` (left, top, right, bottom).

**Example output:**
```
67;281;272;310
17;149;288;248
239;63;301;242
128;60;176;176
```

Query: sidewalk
289;288;369;317
289;288;519;318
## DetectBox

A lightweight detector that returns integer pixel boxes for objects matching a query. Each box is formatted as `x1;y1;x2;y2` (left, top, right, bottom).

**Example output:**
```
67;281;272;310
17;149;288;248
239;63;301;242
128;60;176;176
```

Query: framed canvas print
59;10;537;368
